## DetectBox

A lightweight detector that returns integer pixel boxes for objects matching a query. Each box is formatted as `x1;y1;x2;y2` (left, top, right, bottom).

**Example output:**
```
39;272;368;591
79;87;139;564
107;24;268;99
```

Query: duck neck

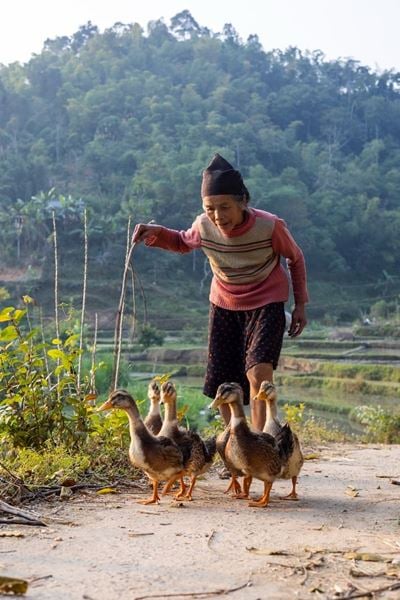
125;405;144;438
265;399;278;421
148;399;160;416
229;400;246;427
163;401;177;423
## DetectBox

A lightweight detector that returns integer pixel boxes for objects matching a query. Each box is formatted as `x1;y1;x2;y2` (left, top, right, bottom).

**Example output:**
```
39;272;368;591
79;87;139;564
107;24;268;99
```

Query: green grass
275;373;400;397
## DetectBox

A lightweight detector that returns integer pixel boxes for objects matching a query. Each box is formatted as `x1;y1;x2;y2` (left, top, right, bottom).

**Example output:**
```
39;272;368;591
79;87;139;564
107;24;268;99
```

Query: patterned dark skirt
203;302;286;405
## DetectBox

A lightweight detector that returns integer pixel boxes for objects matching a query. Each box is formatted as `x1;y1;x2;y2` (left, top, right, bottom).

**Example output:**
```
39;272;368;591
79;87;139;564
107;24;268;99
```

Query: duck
97;389;184;504
209;382;294;508
158;381;217;500
214;424;245;498
255;381;304;500
144;380;163;435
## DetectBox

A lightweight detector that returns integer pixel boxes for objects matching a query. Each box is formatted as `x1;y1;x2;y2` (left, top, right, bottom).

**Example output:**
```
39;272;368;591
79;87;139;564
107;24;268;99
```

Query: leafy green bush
353;324;400;338
6;444;91;485
313;362;400;383
0;287;10;301
138;324;165;349
0;303;94;448
351;405;400;443
370;300;388;320
80;353;130;395
282;402;349;443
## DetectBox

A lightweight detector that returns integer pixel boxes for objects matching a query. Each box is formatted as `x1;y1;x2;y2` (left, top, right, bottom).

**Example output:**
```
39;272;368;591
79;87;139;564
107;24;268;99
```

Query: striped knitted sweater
145;208;309;311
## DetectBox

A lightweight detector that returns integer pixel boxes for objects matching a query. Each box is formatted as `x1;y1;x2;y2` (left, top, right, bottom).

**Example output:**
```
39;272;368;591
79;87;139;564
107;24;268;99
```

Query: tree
170;10;201;40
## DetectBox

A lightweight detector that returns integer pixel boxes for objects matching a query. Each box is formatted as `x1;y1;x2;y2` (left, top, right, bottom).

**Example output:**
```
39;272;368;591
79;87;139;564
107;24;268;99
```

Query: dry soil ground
2;443;400;600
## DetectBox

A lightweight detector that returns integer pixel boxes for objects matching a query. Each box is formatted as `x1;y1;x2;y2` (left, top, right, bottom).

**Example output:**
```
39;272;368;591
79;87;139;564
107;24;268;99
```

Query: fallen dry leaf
0;531;25;538
386;564;400;577
345;489;360;497
96;487;117;495
304;453;320;460
344;552;390;562
0;575;28;595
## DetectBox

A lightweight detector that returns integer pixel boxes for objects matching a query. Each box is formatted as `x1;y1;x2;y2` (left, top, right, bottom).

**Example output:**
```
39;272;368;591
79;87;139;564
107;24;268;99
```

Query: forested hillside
1;10;399;322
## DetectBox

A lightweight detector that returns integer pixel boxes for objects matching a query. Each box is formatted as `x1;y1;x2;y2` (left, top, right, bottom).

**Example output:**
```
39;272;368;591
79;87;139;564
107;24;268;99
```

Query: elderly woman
132;154;308;430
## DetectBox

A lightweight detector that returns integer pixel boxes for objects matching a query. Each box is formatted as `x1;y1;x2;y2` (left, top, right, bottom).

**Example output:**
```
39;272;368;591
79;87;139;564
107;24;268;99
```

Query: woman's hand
288;303;307;337
132;223;162;244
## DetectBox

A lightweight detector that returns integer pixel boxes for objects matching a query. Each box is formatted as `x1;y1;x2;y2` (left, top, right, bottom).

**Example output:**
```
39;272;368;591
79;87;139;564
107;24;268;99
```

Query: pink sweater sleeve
272;218;309;304
144;219;201;253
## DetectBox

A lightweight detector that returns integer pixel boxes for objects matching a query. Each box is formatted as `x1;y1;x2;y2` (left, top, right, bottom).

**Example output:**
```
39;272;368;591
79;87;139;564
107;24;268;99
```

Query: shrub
0;304;94;448
138;324;165;349
351;405;400;443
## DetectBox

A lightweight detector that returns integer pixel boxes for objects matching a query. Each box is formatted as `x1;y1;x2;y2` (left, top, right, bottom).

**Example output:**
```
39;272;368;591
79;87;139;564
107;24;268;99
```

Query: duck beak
97;399;113;412
208;394;223;410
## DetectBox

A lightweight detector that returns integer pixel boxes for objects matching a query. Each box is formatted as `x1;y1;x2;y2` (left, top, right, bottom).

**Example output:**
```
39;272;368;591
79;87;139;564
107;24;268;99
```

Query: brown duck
255;381;304;499
98;389;184;504
158;381;216;500
209;382;294;507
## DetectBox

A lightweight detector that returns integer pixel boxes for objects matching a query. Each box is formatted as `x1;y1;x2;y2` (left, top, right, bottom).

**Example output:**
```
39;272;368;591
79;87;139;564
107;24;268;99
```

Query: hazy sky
1;0;399;71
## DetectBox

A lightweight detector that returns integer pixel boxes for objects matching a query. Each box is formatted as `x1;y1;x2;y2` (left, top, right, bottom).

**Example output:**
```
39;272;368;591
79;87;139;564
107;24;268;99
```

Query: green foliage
353;324;400;338
370;300;389;320
0;287;10;301
276;373;400;397
313;362;400;384
0;303;94;448
138;324;165;349
80;353;130;395
5;444;91;485
299;416;350;444
351;405;400;443
279;401;348;442
283;402;305;429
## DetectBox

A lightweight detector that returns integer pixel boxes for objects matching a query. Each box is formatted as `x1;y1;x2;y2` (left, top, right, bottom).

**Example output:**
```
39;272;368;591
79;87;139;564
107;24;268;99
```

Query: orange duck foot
280;478;299;500
137;496;160;505
248;482;272;508
235;475;252;499
178;477;196;501
280;491;299;500
248;497;269;508
224;477;242;496
138;480;160;504
161;473;183;496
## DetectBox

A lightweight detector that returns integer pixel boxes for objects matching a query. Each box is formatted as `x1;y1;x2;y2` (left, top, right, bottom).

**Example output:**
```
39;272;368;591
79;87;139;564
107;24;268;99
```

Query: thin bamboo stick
77;208;88;395
52;211;60;400
90;312;98;395
111;219;153;390
111;218;131;391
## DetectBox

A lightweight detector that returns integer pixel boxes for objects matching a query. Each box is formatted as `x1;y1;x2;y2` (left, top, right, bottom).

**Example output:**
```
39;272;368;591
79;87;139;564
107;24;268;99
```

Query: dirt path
2;443;400;600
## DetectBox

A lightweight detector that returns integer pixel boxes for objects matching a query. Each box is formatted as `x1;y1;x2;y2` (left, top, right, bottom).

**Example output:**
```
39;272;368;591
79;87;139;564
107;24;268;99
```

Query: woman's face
202;195;247;234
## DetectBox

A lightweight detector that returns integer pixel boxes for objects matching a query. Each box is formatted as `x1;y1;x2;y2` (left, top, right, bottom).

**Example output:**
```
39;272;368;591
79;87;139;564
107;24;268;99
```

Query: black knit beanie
201;153;248;198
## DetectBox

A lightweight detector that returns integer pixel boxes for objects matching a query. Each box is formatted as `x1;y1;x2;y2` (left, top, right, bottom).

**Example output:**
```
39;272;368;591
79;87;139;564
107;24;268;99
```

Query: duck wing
275;423;295;463
204;435;217;462
227;422;283;480
148;435;184;471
